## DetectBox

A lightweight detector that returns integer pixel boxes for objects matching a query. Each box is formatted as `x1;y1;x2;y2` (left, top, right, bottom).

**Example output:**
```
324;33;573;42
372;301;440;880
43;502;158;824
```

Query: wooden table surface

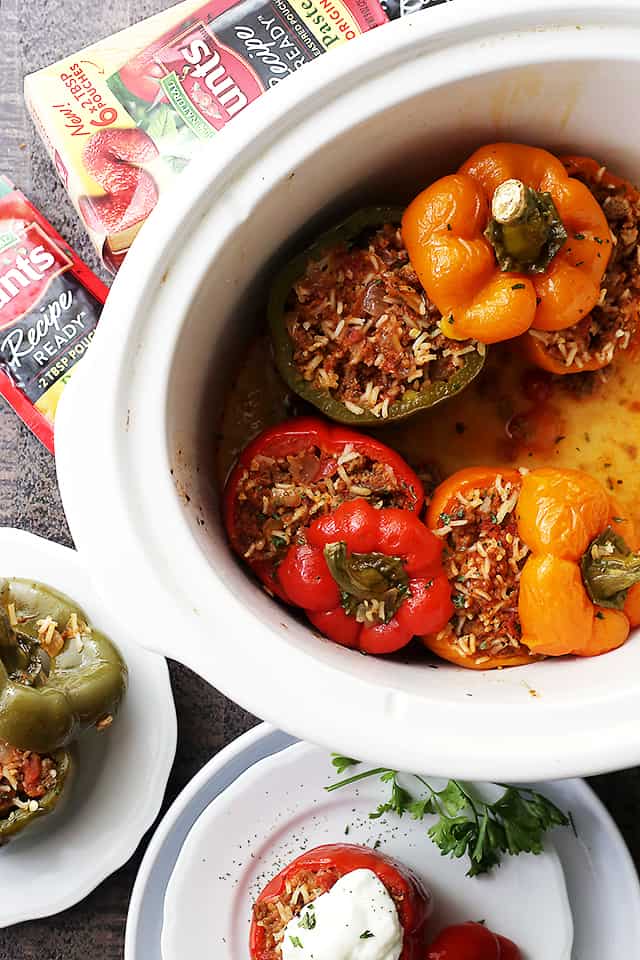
0;0;639;956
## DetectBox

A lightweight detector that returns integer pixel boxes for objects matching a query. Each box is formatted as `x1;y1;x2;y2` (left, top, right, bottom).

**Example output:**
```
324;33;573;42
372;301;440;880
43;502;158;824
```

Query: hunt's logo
0;224;72;328
158;22;264;130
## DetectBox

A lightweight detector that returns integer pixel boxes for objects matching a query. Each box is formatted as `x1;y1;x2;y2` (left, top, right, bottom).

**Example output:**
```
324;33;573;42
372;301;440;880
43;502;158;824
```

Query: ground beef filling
253;867;404;955
434;475;532;664
0;740;58;818
286;224;483;418
532;168;640;370
234;446;414;567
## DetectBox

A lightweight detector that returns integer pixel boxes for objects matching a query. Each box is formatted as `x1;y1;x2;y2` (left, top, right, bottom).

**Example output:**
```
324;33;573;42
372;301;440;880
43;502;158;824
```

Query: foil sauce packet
25;0;388;273
0;176;106;451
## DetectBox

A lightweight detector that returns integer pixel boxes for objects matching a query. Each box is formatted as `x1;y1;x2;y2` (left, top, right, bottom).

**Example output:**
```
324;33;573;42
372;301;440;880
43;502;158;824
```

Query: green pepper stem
323;542;410;624
581;527;640;609
485;179;568;273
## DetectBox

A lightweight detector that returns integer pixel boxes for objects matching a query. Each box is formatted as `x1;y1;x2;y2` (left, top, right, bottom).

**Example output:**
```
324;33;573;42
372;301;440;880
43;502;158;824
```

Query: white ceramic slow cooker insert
56;0;640;781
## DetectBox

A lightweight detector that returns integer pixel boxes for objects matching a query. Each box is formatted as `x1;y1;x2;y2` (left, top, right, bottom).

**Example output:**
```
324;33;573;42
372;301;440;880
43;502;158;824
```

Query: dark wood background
0;0;638;956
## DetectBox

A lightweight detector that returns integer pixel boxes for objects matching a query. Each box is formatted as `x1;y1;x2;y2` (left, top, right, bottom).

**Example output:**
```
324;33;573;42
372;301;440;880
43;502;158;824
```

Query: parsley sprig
327;756;570;877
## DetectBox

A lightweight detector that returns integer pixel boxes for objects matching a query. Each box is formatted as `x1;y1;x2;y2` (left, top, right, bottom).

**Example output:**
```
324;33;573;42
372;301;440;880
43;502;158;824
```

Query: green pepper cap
485;179;568;273
0;579;127;752
324;541;410;624
269;207;485;426
581;527;640;610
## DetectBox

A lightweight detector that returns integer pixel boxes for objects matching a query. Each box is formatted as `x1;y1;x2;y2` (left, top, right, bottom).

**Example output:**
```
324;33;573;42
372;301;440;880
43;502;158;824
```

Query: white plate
161;739;573;958
125;725;640;959
0;528;177;927
126;726;640;960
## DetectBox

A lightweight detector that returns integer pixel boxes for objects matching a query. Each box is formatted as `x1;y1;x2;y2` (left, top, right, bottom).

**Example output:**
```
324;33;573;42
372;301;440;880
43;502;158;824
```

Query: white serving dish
0;528;177;927
161;739;573;960
125;725;640;960
56;0;640;781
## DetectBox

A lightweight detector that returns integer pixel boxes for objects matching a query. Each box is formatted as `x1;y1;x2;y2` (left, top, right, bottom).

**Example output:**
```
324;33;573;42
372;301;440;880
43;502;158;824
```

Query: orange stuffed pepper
402;143;612;344
423;465;640;669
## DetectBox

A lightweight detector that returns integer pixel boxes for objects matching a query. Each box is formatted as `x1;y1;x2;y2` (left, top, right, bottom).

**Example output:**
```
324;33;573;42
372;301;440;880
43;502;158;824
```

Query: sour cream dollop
281;868;403;960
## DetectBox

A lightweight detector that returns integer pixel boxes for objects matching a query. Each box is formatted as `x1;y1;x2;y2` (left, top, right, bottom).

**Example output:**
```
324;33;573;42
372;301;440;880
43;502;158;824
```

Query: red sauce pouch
0;176;107;451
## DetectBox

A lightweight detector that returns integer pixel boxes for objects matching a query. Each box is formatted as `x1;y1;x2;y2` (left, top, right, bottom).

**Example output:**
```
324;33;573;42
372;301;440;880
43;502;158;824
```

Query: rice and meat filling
286;223;483;418
531;167;640;370
234;445;411;566
0;740;58;818
434;475;532;664
253;867;404;955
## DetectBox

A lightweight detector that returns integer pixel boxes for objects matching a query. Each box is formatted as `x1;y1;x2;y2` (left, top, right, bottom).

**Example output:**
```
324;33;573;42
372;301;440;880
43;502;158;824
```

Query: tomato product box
0;176;107;451
24;0;387;273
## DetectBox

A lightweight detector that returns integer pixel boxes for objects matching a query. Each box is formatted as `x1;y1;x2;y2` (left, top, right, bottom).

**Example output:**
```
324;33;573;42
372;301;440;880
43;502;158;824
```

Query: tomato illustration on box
24;0;387;272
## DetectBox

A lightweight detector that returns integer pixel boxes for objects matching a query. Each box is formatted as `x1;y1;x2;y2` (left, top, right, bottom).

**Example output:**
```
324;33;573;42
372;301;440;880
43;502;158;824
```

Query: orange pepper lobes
402;143;611;344
524;155;640;374
517;468;638;656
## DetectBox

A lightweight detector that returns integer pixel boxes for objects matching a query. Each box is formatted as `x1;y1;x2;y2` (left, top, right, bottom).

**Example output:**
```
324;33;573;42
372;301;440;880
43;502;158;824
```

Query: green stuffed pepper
0;579;127;753
269;207;485;426
0;740;71;844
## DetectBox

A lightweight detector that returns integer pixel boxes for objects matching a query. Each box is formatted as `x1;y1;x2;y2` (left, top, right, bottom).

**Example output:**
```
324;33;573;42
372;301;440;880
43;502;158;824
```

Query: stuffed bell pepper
403;142;613;345
224;417;424;599
0;579;127;753
250;843;432;960
269;208;485;425
423;465;640;669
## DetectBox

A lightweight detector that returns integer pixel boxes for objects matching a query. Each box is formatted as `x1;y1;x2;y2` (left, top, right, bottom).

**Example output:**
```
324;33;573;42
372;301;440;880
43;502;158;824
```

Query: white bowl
56;0;640;782
0;528;176;927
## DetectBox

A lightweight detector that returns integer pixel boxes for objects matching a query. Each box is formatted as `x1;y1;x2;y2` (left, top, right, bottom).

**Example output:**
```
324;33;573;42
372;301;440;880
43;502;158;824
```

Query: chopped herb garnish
439;512;451;525
511;283;526;290
595;611;605;620
299;910;317;930
325;761;570;877
594;236;604;244
447;314;455;325
574;233;585;240
452;593;465;609
271;533;288;548
360;930;375;939
344;824;350;835
290;935;303;948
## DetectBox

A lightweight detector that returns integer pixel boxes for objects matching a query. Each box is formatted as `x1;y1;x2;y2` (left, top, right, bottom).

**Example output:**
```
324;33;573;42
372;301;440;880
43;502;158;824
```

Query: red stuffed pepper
278;499;453;654
250;843;432;960
224;417;424;598
426;922;521;960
